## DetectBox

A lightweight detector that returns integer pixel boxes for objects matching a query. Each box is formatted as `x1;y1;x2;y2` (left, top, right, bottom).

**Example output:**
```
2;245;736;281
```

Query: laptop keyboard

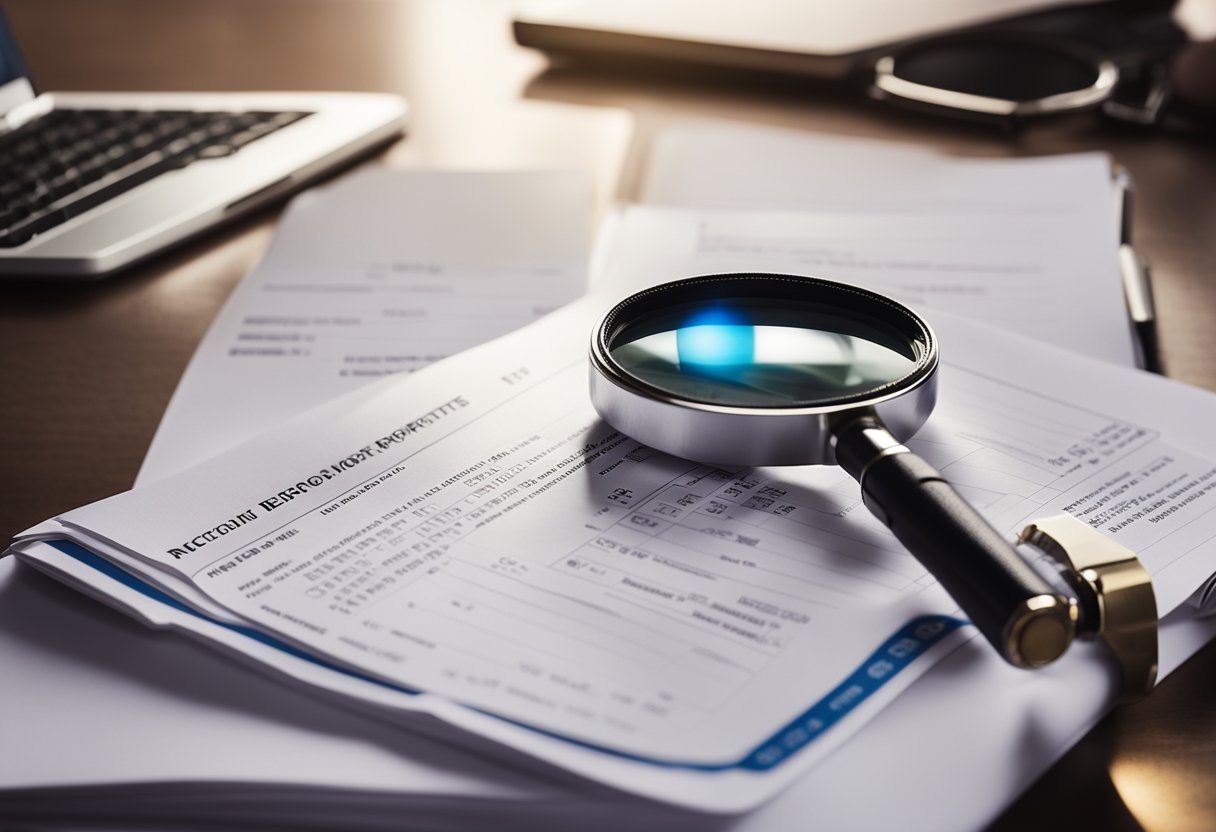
0;108;311;248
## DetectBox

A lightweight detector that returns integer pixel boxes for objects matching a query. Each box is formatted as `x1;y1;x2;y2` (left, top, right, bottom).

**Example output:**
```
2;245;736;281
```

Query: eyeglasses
863;5;1192;131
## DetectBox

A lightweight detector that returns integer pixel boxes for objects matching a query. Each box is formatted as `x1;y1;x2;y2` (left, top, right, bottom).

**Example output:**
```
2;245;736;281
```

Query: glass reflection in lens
609;306;918;408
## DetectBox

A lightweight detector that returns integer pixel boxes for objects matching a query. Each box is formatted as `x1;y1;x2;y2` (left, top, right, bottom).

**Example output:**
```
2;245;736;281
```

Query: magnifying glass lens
606;297;923;408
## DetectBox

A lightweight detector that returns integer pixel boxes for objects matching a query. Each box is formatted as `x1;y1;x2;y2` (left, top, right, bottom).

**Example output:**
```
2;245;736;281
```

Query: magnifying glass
589;273;1076;669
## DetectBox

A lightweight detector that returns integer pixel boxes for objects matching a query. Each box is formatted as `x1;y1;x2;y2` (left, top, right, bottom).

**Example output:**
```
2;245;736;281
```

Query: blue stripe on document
46;540;401;688
46;539;964;772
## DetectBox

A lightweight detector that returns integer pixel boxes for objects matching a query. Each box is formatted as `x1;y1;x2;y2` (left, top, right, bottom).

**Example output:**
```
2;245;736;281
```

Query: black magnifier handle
833;417;1076;668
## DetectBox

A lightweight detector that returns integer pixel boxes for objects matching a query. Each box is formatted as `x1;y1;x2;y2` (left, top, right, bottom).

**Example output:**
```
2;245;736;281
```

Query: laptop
513;0;1101;79
0;6;406;279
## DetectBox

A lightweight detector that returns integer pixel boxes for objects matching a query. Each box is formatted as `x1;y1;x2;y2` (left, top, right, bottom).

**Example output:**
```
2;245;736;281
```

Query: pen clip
1019;514;1158;703
1113;165;1134;246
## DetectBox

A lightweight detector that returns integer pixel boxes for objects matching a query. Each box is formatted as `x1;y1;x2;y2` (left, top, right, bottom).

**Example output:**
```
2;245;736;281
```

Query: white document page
139;168;594;482
16;291;1216;811
641;121;1117;218
595;205;1135;365
635;122;1135;365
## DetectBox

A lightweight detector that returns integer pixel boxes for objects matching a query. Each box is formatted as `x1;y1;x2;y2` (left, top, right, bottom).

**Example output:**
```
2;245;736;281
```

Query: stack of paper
5;129;1216;830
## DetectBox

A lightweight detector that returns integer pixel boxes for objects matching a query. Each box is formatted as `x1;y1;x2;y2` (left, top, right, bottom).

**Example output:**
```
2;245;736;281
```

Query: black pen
1114;167;1162;374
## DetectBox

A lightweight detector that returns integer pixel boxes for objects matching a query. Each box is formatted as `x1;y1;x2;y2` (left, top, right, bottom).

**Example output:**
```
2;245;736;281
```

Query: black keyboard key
225;130;262;150
269;111;308;128
76;153;111;181
197;143;236;159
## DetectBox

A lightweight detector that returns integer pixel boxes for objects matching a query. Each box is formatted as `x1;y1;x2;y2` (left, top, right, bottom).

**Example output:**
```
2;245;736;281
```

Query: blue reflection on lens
676;309;754;369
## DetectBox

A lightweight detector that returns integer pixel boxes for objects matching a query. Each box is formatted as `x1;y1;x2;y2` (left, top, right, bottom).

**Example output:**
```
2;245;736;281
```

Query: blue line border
44;540;964;772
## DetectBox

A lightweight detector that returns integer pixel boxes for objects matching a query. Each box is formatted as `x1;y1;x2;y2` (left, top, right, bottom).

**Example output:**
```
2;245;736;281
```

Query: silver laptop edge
0;89;406;279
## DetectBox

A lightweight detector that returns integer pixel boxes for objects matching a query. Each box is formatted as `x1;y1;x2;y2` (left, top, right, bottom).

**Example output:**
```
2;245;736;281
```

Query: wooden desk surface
2;1;1215;829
